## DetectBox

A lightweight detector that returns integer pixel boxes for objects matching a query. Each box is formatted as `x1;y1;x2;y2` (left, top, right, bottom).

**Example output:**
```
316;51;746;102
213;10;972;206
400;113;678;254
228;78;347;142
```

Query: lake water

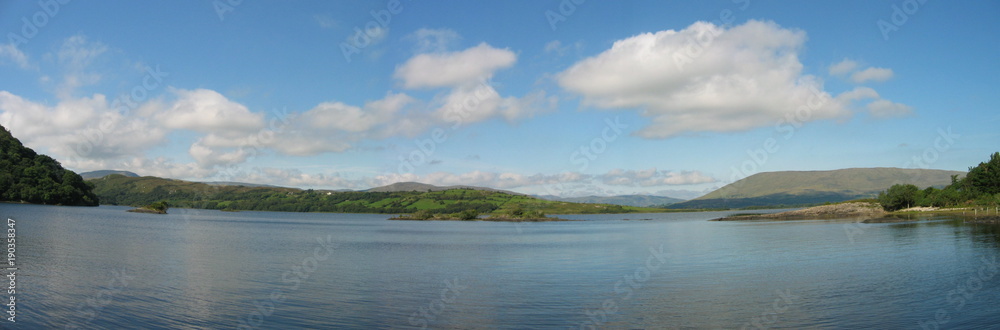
3;203;1000;329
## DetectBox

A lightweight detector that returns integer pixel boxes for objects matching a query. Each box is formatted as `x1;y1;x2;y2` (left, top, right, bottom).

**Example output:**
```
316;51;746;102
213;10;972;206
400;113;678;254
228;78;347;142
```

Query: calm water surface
3;203;1000;329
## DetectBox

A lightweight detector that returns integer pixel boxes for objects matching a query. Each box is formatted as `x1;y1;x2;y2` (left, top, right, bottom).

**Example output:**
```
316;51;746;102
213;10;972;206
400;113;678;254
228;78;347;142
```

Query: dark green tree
878;184;919;211
963;152;1000;196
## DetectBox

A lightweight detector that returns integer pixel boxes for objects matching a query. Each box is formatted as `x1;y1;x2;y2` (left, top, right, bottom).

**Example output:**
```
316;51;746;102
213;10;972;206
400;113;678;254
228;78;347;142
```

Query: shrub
459;209;479;220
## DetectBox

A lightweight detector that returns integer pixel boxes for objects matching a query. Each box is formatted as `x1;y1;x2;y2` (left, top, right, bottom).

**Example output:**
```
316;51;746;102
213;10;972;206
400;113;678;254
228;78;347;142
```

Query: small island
127;201;169;214
389;207;574;222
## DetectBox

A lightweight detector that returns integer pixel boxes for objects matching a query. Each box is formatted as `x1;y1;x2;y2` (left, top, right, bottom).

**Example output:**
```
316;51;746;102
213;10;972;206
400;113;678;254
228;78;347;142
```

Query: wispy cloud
408;28;460;53
0;43;30;69
867;99;912;118
828;58;858;76
850;67;894;83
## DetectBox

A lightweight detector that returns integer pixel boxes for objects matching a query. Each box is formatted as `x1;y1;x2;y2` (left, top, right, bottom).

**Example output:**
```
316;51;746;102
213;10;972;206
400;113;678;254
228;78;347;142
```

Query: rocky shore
712;202;886;221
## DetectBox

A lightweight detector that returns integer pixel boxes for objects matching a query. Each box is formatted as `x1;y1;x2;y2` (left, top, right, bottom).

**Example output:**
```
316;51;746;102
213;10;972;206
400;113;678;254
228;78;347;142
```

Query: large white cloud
156;88;264;133
0;91;167;161
394;43;516;89
558;20;850;138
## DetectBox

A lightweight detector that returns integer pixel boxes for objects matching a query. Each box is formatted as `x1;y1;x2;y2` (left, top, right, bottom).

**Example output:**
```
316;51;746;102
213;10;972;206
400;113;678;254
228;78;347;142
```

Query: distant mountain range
535;195;685;207
79;170;139;179
87;175;658;214
82;167;967;210
669;168;965;209
202;181;282;188
367;181;525;195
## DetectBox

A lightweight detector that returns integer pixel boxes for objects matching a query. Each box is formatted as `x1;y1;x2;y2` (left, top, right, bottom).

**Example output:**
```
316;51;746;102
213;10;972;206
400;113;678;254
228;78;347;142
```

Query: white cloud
156;88;264;133
600;168;716;186
409;28;460;53
543;40;583;57
54;35;108;99
835;86;880;103
395;43;516;89
393;43;555;128
850;67;894;83
189;140;252;168
558;20;848;138
228;168;363;189
372;170;590;189
867;99;912;118
314;14;337;29
544;40;563;54
0;91;167;161
0;43;29;69
828;58;858;76
301;92;412;133
262;92;415;156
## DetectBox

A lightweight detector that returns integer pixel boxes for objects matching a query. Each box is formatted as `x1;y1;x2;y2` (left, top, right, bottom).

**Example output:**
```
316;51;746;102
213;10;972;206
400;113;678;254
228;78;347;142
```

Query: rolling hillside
669;168;965;209
89;175;663;214
535;195;685;207
367;181;524;195
79;170;140;179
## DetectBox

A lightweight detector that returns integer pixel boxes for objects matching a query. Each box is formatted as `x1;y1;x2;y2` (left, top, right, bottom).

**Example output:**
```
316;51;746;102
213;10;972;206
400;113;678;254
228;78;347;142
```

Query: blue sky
0;0;997;198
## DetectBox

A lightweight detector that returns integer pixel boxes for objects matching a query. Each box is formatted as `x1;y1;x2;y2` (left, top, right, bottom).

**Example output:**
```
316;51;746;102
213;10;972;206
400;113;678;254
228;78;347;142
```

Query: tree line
878;152;1000;211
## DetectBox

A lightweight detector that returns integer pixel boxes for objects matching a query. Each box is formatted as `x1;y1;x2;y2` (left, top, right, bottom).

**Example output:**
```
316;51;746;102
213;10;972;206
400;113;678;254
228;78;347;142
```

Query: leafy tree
878;184;919;211
963;152;1000;196
148;201;169;212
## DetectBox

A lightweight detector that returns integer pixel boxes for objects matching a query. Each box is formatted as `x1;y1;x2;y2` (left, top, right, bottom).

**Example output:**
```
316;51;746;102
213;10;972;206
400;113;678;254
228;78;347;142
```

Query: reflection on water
3;203;1000;328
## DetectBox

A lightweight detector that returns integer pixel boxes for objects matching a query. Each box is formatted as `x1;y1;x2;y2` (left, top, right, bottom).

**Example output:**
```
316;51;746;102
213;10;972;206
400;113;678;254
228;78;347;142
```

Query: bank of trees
879;152;1000;211
0;125;99;206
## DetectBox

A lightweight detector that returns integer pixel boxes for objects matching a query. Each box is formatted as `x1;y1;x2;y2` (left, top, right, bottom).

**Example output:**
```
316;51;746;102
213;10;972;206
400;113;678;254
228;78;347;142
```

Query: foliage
963;152;1000;196
0;125;99;206
90;175;663;215
147;201;169;212
458;209;479;220
876;152;1000;211
877;184;919;211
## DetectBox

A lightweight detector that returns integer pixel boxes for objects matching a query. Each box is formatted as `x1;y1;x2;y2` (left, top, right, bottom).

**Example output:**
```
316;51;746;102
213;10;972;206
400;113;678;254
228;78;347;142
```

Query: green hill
79;170;140;179
0;124;99;206
669;168;964;209
89;174;665;215
535;195;685;207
